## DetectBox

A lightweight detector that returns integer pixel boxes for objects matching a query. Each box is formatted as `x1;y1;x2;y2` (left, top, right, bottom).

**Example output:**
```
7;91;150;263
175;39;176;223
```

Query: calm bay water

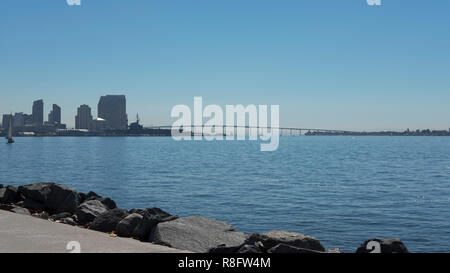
1;136;450;252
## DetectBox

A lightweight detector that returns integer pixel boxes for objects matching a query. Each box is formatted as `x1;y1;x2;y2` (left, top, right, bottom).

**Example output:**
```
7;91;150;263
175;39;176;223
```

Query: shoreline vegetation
1;183;410;253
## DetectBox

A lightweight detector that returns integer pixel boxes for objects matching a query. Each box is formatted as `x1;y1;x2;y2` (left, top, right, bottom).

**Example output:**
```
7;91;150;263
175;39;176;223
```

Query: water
1;136;450;252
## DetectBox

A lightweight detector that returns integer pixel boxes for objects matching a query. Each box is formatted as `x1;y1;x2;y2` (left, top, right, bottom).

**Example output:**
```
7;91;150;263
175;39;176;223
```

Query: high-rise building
98;95;128;130
13;112;24;128
2;114;12;130
48;104;61;124
32;99;44;125
75;104;93;130
23;114;33;126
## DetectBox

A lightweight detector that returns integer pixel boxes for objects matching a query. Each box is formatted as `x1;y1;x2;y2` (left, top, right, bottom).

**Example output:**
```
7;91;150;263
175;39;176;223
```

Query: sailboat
7;115;14;144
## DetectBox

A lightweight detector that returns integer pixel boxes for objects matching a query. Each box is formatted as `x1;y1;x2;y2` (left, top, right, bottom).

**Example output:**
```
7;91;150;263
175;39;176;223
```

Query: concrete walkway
0;210;190;253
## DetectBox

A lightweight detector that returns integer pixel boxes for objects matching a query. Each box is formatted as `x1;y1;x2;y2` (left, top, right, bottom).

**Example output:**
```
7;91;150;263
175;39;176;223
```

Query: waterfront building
13;113;24;128
89;118;107;132
32;99;44;126
75;104;93;130
23;114;33;126
2;114;12;130
98;95;128;130
48;104;61;124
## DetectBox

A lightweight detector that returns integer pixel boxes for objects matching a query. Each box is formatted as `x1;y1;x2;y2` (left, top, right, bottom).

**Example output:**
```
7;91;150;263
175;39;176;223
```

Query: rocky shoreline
0;183;410;253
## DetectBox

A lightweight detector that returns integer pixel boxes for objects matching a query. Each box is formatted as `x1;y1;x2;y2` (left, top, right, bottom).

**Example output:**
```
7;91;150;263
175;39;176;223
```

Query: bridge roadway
146;125;357;136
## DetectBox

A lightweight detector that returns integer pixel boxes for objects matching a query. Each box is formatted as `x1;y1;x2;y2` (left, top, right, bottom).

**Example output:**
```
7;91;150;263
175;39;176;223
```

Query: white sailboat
7;115;14;144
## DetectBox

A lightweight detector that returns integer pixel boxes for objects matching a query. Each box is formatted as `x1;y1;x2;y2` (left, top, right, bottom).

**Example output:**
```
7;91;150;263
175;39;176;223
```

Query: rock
0;204;15;211
356;239;410;253
248;231;325;252
75;200;109;224
16;199;46;211
0;184;3;188
209;240;265;254
98;197;117;210
18;182;54;203
78;192;87;203
84;191;117;210
62;217;77;226
149;216;247;253
18;183;80;214
45;184;80;213
209;244;243;253
129;208;145;215
86;191;101;199
238;244;263;253
11;207;31;215
90;208;129;232
32;211;50;219
267;243;324;253
0;185;21;204
116;213;143;237
133;208;178;240
50;212;72;221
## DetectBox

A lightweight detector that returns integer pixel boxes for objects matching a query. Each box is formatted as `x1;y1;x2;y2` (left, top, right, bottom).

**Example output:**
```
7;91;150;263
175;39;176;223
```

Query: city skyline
1;0;449;130
2;95;450;134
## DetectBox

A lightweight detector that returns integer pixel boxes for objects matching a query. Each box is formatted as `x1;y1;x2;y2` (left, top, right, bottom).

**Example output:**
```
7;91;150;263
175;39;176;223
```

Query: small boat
6;115;14;144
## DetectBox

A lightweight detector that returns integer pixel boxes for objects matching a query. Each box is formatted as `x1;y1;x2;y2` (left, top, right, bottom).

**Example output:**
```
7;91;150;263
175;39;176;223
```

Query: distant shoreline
2;134;450;138
1;128;450;137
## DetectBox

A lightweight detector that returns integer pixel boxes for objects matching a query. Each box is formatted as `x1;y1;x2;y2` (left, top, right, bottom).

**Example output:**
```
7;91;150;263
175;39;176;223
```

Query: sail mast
8;114;12;139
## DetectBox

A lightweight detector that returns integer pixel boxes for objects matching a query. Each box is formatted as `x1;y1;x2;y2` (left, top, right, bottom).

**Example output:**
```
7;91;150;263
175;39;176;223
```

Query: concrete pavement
0;210;191;253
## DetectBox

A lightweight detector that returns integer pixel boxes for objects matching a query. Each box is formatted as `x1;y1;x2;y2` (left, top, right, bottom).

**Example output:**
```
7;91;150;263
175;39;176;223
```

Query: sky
0;0;449;130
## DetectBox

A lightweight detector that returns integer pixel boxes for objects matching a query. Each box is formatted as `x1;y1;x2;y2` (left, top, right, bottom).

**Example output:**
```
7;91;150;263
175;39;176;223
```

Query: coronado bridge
144;125;358;136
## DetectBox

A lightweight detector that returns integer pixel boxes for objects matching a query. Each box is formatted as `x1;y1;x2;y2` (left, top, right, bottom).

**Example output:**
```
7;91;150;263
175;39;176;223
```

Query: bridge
144;125;358;136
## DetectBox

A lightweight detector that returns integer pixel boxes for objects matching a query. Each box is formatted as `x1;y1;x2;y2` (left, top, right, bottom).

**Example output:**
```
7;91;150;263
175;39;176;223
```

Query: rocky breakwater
0;183;410;253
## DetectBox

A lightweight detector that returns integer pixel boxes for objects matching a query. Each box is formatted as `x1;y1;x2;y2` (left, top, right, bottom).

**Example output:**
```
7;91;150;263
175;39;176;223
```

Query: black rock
75;199;109;224
0;184;3;188
86;191;101;199
90;208;129;232
16;199;46;211
85;193;117;210
210;243;263;254
50;212;72;221
18;182;54;203
356;238;410;253
62;217;77;226
133;207;178;240
116;213;143;237
247;231;325;252
0;185;21;204
45;184;80;214
99;197;117;210
78;192;87;203
128;208;145;215
18;183;80;214
209;244;243;253
238;244;263;253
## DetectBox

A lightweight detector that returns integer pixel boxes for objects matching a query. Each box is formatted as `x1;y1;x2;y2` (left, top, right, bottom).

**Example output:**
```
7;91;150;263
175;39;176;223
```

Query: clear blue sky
1;0;449;130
